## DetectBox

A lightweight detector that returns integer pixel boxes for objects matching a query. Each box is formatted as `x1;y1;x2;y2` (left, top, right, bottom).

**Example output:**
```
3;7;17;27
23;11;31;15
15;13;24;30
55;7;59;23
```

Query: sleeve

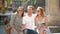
22;17;26;24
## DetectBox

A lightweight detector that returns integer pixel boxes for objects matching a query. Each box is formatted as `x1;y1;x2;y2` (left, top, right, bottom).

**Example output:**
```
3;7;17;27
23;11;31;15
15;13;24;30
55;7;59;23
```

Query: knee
40;27;44;31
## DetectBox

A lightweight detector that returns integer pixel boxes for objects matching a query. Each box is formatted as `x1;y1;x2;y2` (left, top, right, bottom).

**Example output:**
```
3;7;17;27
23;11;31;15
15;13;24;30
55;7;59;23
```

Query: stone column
45;0;60;26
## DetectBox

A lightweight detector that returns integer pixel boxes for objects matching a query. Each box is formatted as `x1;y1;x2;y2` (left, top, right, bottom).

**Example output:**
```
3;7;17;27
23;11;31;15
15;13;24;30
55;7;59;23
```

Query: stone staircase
49;26;60;34
49;26;60;33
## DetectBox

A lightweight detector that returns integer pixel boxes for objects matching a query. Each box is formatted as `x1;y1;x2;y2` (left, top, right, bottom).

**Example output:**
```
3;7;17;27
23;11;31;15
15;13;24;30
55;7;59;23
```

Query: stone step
49;26;60;33
0;25;60;34
51;33;60;34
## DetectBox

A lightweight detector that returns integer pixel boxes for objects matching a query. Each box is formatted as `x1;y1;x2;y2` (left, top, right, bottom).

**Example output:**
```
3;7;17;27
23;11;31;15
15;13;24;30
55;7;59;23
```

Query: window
12;0;22;10
34;0;45;9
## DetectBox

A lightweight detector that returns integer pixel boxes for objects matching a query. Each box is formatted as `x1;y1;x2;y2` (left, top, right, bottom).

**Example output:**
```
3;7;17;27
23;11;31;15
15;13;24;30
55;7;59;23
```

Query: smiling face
17;7;24;17
18;9;23;15
27;6;34;14
27;7;33;14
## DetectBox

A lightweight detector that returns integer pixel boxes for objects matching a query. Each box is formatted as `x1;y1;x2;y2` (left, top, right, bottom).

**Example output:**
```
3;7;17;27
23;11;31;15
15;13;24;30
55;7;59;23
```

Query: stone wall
45;0;60;26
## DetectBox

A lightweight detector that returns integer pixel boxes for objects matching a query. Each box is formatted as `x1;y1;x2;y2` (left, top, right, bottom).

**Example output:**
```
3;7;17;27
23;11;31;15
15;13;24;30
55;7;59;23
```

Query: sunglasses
18;10;23;11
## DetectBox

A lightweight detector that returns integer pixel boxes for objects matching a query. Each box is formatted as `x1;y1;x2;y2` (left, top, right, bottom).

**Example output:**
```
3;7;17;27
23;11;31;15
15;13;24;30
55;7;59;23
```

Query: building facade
0;0;60;25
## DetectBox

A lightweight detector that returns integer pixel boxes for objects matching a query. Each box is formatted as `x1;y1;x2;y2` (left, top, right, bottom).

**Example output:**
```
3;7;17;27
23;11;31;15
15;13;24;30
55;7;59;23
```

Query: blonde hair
37;7;45;17
27;5;34;10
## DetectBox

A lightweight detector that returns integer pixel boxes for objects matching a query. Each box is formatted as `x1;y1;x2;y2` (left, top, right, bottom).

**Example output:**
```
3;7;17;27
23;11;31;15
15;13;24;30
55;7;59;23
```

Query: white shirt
23;14;36;30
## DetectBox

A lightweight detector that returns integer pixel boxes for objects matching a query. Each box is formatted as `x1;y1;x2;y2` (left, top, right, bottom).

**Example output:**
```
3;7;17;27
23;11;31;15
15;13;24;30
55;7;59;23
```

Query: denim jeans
23;29;38;34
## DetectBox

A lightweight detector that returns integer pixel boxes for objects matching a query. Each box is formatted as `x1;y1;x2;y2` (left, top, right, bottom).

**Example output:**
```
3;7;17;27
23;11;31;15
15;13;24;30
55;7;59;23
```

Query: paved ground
0;25;6;34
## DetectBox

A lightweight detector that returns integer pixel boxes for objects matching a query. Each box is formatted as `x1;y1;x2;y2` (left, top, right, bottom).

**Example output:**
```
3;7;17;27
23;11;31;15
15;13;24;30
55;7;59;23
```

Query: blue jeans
23;29;38;34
